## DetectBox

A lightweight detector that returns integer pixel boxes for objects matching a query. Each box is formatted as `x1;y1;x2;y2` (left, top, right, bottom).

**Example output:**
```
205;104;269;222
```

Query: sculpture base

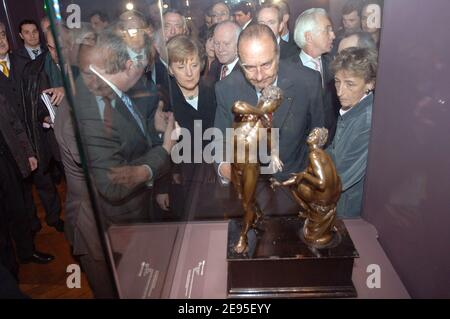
227;217;358;298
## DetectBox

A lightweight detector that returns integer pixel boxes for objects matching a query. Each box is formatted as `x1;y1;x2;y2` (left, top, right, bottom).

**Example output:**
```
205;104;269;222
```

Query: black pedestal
227;217;359;298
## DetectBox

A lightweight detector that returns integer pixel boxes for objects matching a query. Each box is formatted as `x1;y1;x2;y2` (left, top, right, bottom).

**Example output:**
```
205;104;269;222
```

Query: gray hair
163;8;188;31
95;30;133;74
294;8;329;49
332;47;378;84
214;20;242;40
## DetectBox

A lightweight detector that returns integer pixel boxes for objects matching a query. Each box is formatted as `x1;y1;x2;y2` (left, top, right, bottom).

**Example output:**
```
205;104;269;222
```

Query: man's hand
156;193;170;211
270;177;281;190
154;101;168;133
28;157;38;172
42;87;65;106
219;163;231;181
42;116;54;128
108;165;150;188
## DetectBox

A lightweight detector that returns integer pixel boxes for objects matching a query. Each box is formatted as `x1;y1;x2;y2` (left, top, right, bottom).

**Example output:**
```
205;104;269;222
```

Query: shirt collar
127;47;147;63
243;19;252;29
281;32;289;42
226;58;239;73
0;53;10;64
300;50;321;63
339;93;372;116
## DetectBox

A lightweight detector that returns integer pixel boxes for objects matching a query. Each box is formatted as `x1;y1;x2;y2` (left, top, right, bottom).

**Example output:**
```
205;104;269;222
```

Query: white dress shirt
222;58;239;79
25;46;42;60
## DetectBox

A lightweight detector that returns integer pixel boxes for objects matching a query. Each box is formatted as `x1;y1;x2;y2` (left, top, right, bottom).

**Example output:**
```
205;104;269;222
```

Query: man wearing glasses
214;24;324;214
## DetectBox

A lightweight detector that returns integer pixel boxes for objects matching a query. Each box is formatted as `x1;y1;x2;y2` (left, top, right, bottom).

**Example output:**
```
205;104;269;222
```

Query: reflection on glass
44;0;383;298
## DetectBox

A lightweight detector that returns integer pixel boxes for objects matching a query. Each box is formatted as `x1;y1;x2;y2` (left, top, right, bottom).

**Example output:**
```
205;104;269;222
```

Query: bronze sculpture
271;128;342;248
231;86;283;254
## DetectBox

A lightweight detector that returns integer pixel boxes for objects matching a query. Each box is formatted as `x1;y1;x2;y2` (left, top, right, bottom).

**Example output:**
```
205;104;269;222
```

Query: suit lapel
273;63;295;128
240;73;258;106
113;92;147;140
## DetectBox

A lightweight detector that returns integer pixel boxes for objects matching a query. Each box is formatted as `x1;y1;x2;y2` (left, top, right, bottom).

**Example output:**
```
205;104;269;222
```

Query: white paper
40;93;56;124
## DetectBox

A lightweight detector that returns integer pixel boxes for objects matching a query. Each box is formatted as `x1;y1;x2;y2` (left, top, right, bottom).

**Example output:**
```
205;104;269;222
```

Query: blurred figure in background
202;26;219;83
271;0;291;43
257;4;298;60
338;31;377;53
233;1;254;30
361;0;383;47
210;2;231;25
332;0;363;56
89;11;110;34
162;9;188;43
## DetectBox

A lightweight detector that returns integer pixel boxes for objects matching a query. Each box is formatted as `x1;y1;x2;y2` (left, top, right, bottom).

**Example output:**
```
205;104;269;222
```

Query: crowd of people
0;0;382;298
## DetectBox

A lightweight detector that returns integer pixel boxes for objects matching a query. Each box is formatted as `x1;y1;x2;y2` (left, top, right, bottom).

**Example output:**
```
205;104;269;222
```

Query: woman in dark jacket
154;35;217;216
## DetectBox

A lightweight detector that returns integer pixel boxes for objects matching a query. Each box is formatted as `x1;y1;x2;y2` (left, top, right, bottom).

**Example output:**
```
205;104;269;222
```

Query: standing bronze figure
271;128;342;248
231;86;283;254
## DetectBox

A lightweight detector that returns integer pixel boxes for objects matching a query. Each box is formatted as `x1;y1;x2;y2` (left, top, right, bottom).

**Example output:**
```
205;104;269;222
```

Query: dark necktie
220;65;228;80
32;49;40;58
102;96;113;136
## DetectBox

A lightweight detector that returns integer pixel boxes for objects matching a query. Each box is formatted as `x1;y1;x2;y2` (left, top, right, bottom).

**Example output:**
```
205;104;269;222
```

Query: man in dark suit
256;4;298;60
0;92;54;267
213;21;242;81
214;24;324;215
292;8;340;145
14;19;47;61
0;23;54;264
232;1;254;30
65;33;176;297
0;23;28;122
272;0;291;44
21;29;64;233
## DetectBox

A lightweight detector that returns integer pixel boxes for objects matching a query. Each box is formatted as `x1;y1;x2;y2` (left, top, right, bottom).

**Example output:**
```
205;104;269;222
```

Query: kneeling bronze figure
271;127;342;248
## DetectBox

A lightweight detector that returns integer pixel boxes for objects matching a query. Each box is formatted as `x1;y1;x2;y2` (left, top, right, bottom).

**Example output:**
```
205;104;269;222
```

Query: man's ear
305;31;312;43
125;59;134;74
19;33;24;40
278;21;285;35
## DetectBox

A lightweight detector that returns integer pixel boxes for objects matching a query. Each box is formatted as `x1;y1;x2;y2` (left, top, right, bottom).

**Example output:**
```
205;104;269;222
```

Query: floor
18;183;94;299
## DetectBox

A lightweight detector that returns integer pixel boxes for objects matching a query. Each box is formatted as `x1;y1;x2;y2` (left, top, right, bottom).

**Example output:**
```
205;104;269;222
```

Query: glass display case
36;0;406;299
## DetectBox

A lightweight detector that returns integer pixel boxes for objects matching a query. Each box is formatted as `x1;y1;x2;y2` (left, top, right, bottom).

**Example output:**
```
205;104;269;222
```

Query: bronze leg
234;164;259;254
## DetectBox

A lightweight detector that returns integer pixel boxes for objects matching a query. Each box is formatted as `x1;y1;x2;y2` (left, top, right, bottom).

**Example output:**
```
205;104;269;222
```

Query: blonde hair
167;35;205;69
